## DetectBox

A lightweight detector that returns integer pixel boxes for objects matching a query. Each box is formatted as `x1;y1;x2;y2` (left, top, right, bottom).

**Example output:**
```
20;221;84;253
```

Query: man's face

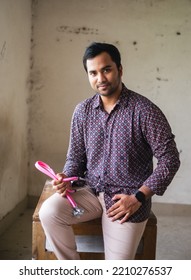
86;52;122;97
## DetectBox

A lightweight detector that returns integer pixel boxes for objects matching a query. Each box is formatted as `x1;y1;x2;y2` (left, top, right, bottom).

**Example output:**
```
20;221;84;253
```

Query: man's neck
101;85;122;114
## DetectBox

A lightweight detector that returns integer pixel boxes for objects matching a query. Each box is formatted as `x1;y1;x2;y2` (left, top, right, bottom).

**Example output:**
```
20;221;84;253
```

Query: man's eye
90;72;96;76
103;68;111;73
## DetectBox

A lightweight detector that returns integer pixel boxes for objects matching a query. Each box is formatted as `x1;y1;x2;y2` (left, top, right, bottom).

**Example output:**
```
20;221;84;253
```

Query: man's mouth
97;83;109;90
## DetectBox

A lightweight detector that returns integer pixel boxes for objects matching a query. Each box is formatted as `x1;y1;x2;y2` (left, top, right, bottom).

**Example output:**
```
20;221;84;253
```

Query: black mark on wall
156;77;169;82
0;41;6;61
57;25;99;35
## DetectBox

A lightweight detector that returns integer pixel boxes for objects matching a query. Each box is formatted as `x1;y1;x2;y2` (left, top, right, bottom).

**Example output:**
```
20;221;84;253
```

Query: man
39;42;180;260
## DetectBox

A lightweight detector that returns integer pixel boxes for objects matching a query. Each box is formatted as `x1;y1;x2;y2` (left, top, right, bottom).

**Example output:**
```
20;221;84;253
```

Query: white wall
0;0;31;219
28;0;191;205
0;0;189;209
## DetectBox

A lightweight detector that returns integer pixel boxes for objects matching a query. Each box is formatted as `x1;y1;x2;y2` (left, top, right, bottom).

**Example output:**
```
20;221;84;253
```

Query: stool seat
32;180;157;260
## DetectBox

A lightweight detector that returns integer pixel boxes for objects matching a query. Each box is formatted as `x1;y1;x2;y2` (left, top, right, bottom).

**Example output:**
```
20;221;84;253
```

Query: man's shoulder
79;94;98;106
74;94;98;114
128;89;153;105
126;88;166;122
120;85;165;120
126;88;159;111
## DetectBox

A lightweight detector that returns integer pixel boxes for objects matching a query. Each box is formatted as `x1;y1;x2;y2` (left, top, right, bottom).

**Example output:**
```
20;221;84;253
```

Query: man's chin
97;88;111;96
99;90;115;97
99;91;110;97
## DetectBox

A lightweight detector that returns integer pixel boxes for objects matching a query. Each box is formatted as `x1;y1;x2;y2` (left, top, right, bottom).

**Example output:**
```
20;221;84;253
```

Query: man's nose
97;72;106;83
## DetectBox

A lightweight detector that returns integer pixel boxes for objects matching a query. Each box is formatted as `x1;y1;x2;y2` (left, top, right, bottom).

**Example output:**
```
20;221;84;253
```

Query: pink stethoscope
35;161;84;216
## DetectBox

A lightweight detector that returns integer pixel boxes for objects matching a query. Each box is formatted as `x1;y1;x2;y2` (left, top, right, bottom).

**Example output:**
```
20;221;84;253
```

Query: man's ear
119;65;123;77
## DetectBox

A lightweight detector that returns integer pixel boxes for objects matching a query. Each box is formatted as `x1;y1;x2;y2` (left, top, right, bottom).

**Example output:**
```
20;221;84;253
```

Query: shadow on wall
0;114;14;190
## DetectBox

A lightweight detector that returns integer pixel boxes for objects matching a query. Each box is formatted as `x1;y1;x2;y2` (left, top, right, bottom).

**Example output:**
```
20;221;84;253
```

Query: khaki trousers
39;186;147;260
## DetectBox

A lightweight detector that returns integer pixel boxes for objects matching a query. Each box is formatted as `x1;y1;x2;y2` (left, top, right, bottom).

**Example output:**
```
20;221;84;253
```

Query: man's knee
38;198;52;225
39;193;75;226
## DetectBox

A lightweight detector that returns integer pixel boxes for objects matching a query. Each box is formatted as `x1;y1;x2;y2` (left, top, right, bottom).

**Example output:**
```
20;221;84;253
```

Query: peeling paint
156;77;169;82
56;25;99;35
0;41;6;61
25;0;191;205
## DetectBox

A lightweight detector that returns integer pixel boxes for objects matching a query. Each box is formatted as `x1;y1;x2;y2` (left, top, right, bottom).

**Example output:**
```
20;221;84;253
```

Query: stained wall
0;0;31;221
28;0;191;205
0;0;190;226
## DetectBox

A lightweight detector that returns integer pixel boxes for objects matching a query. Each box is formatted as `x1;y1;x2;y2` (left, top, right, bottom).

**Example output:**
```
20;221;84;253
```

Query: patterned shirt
63;84;180;222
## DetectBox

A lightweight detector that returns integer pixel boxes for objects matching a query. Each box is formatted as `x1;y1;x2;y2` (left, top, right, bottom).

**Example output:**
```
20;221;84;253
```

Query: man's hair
83;42;121;72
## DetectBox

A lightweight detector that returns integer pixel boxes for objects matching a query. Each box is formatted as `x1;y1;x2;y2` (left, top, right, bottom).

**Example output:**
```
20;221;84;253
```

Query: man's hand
106;194;142;224
52;173;72;197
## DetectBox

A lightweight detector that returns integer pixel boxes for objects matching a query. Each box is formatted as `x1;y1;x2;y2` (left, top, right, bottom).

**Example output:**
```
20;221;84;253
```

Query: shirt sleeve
63;103;87;177
141;103;180;195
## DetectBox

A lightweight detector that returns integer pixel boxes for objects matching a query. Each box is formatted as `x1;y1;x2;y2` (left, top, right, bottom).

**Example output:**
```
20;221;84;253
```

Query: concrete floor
0;205;190;260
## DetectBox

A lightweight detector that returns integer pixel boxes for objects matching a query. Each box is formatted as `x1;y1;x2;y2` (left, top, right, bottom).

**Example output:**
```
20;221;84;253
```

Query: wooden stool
32;181;157;260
